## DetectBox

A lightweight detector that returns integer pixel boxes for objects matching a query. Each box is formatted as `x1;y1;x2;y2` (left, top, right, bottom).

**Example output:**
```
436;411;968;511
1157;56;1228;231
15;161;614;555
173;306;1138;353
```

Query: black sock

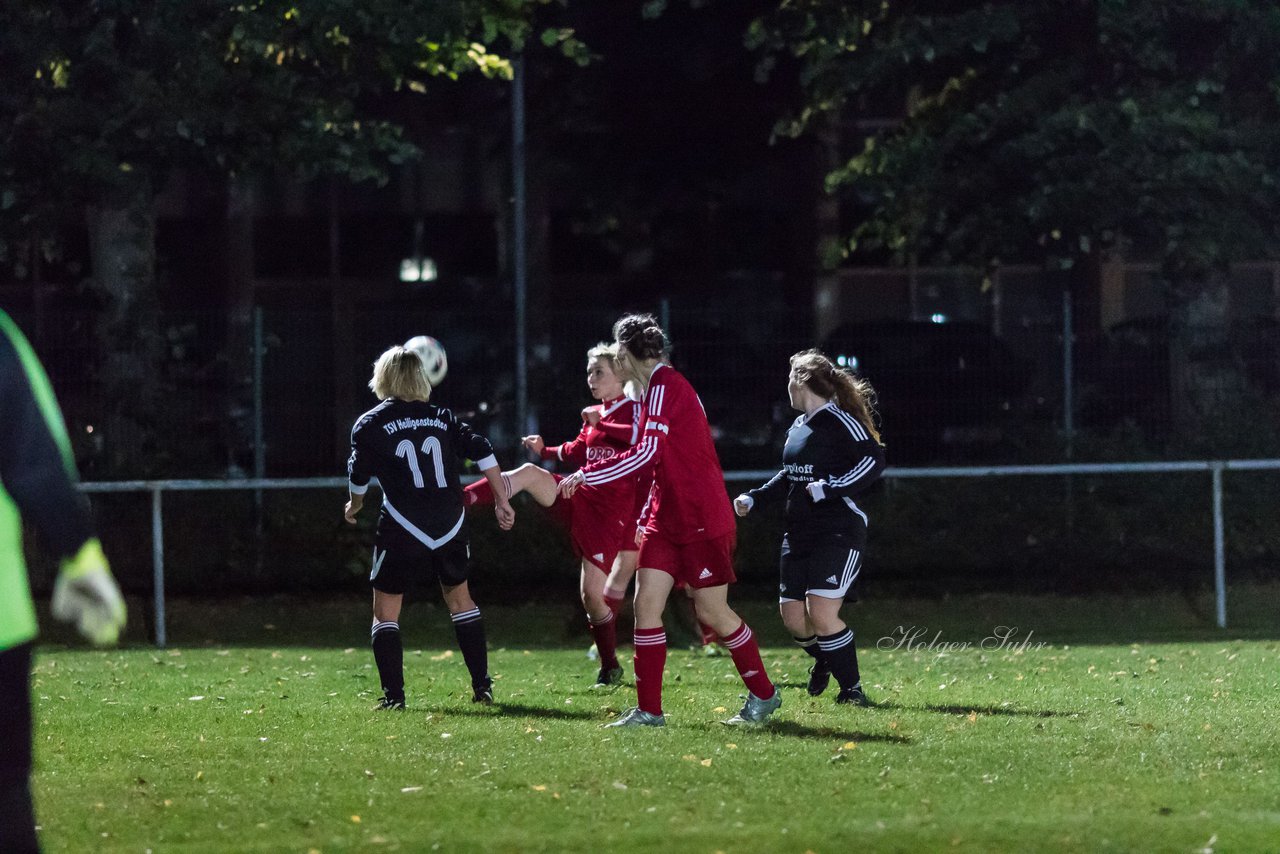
818;628;861;691
371;621;404;701
0;778;39;854
451;608;490;689
794;634;827;670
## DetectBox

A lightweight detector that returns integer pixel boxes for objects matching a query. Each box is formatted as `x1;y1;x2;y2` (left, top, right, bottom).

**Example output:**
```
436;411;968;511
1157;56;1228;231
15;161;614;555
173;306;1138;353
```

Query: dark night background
3;0;1279;600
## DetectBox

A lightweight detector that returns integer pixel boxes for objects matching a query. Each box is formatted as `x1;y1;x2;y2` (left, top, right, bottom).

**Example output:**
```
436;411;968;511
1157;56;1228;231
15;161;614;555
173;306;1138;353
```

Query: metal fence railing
80;459;1280;647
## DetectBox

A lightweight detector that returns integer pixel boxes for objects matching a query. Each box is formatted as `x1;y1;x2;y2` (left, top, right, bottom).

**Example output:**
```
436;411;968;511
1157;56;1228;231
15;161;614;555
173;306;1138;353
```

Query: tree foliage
0;0;585;252
751;1;1280;285
0;1;586;475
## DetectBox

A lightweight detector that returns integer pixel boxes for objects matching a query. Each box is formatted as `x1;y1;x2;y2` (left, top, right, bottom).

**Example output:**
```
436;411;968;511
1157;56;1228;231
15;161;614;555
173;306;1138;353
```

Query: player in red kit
559;314;781;728
466;343;644;686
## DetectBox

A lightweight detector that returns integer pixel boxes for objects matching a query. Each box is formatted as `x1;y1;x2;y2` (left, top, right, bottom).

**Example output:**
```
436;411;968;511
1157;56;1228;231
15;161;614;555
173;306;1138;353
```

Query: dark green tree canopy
752;0;1280;284
0;0;584;248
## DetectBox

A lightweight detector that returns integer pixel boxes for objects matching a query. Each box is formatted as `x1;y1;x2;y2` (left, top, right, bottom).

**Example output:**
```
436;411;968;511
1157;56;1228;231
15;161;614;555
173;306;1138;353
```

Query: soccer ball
404;335;448;387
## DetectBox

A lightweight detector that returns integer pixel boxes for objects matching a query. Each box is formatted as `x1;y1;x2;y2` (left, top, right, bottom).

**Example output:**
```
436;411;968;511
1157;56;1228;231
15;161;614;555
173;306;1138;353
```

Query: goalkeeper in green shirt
0;309;126;853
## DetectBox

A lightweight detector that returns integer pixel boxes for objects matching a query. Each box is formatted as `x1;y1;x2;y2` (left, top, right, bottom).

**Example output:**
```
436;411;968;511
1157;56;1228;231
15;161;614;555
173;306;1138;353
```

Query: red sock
722;622;775;700
464;479;493;507
603;593;624;616
698;620;719;647
589;611;619;669
632;627;667;715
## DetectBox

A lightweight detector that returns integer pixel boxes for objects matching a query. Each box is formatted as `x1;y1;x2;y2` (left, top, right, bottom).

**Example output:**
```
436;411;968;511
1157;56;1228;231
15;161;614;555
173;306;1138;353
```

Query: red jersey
546;396;643;540
581;364;735;544
542;396;640;468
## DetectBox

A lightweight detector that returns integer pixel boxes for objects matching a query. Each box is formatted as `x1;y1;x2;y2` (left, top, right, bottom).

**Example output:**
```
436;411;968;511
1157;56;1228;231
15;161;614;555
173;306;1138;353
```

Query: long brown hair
789;349;882;444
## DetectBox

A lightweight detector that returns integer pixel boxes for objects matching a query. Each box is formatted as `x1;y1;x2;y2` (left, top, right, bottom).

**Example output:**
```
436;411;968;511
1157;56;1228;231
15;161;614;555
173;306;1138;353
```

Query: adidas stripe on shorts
637;529;737;588
778;533;862;603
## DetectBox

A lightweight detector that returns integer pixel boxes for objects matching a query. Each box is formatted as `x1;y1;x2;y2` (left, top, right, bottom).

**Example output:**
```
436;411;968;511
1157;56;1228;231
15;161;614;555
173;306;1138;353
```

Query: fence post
1212;463;1226;629
253;305;265;520
151;487;166;648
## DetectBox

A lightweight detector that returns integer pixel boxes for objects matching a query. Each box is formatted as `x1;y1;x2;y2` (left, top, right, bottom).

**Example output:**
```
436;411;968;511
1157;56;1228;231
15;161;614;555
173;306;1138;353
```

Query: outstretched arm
735;468;788;516
480;464;515;530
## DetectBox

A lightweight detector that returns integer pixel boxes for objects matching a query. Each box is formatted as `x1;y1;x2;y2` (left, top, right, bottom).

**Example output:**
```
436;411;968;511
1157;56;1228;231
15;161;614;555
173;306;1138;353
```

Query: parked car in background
820;320;1033;463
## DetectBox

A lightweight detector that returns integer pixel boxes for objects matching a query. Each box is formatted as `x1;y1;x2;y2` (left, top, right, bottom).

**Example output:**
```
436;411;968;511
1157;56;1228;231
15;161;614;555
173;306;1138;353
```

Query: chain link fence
6;270;1280;607
4;261;1280;481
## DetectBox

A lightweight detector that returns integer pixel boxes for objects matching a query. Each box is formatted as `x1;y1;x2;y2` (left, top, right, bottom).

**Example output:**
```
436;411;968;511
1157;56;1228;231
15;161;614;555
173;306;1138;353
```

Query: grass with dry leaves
28;591;1280;853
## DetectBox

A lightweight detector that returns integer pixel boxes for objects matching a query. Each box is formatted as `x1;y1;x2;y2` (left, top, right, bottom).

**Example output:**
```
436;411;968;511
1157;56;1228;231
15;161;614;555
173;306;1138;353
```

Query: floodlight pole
512;55;529;438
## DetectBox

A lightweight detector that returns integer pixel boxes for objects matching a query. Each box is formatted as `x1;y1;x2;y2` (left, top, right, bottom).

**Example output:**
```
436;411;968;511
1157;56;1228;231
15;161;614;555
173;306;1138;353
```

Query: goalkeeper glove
52;538;127;646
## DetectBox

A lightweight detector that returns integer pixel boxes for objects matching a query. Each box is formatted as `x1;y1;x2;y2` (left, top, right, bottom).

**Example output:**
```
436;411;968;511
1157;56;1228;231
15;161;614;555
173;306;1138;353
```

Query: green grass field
29;588;1280;853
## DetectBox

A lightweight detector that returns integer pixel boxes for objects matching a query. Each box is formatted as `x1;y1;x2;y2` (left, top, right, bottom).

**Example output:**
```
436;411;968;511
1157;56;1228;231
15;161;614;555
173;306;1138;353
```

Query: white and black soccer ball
404;335;448;387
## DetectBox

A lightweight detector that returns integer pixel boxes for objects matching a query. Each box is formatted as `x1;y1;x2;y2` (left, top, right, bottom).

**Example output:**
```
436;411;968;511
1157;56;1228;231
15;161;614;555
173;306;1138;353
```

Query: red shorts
570;504;633;573
637;530;736;588
551;480;637;573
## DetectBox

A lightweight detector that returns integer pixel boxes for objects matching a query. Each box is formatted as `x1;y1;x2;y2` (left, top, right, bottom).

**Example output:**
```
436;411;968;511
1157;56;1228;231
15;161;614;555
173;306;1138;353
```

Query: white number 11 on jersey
395;436;446;488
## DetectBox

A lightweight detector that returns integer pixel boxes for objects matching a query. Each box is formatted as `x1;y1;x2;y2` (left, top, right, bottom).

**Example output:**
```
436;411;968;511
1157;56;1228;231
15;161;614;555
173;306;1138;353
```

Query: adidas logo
826;575;838;584
593;553;606;562
698;568;713;580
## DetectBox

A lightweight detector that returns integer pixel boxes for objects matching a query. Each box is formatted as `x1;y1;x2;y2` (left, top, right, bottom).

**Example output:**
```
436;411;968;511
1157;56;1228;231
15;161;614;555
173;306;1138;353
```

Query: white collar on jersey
598;395;629;417
799;400;837;425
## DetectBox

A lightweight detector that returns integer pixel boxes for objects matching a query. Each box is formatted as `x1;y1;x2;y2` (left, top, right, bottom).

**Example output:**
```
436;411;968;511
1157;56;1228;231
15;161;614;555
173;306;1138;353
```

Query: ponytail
789;349;882;445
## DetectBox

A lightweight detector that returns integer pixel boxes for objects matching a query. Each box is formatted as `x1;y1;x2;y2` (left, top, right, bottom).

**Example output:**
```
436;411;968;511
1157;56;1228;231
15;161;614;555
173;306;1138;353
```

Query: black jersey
347;399;498;549
747;402;885;541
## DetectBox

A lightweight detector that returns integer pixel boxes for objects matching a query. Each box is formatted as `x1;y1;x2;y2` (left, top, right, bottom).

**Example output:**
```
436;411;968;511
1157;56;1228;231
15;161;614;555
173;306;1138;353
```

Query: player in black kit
345;345;515;709
734;349;885;706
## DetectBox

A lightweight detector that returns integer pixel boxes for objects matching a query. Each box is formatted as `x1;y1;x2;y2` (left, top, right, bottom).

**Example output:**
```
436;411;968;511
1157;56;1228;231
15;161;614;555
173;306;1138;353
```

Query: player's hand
344;496;363;524
495;499;516;531
733;494;753;517
521;435;545;456
582;406;601;426
52;539;127;646
558;470;585;499
805;481;826;502
634;525;645;547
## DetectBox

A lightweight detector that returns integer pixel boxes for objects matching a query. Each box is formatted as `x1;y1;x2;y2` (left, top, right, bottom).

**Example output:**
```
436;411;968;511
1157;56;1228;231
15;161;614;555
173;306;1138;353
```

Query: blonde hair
790;349;883;445
586;341;643;399
369;346;432;402
586;341;617;367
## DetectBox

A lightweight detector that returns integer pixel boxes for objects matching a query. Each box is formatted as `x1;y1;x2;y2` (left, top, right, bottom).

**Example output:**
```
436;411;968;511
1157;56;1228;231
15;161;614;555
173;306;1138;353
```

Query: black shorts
370;528;470;594
778;534;863;603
